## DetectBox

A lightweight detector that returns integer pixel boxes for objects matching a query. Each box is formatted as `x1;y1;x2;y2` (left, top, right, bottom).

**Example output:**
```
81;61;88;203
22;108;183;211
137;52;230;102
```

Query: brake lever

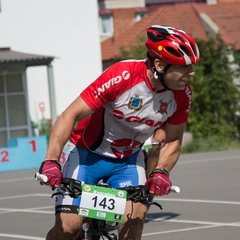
51;184;80;198
51;191;64;198
148;201;162;210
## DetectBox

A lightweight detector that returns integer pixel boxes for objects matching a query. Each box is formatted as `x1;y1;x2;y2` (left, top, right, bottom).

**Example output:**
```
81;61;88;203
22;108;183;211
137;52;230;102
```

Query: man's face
164;64;195;90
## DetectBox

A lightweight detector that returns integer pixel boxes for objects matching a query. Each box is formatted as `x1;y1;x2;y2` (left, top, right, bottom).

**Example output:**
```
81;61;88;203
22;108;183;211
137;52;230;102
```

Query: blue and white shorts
55;142;146;214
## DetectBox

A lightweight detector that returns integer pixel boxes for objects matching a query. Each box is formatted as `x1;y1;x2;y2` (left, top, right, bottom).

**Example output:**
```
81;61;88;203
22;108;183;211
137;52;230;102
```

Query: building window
135;12;147;22
0;73;28;147
99;14;113;36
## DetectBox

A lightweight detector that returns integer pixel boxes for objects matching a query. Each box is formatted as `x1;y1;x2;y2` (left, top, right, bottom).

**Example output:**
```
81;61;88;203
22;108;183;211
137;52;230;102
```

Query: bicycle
35;173;179;240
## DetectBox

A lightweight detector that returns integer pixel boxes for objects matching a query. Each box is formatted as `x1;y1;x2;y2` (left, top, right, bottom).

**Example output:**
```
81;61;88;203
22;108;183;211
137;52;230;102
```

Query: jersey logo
158;100;171;114
113;109;163;128
185;85;192;113
111;139;141;158
159;102;168;114
128;94;142;111
94;70;130;98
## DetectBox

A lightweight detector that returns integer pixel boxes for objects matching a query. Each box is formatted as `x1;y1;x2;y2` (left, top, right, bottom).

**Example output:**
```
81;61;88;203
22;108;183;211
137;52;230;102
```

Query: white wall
99;0;145;9
0;0;102;122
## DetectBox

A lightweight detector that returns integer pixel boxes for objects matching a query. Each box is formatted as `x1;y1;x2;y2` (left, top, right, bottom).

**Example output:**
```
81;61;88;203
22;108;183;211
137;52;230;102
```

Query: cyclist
38;25;199;240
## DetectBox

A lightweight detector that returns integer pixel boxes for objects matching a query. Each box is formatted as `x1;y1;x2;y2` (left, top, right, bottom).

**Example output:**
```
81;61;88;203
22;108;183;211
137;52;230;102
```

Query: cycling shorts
55;142;146;214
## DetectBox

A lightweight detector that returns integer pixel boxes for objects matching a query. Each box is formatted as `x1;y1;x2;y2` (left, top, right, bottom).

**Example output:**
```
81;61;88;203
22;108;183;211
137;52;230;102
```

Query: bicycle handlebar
35;172;48;182
35;172;180;194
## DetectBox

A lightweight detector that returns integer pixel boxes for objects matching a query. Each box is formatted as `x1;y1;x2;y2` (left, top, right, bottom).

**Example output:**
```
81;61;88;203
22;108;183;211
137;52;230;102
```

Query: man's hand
39;160;62;188
145;169;172;195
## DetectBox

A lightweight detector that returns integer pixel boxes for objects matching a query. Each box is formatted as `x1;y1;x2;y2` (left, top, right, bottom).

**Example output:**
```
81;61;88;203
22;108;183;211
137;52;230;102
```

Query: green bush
181;135;240;153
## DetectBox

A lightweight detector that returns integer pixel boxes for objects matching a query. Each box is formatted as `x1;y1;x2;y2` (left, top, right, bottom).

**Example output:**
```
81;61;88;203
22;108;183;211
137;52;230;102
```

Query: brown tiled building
99;0;240;64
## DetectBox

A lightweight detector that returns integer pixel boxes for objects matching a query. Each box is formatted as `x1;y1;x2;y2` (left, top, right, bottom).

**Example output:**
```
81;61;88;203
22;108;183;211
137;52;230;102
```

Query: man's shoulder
115;59;147;69
171;83;192;110
108;59;147;80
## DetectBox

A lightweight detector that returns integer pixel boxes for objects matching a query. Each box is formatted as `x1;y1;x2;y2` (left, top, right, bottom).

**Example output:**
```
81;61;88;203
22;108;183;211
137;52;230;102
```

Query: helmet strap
153;64;172;90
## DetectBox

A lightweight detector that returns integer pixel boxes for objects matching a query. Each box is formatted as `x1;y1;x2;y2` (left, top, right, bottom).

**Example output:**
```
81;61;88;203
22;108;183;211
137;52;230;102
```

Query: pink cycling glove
145;169;172;195
39;160;62;187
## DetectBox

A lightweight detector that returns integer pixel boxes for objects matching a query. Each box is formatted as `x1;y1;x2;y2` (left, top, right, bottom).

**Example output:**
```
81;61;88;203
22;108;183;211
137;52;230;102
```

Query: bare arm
154;122;186;173
146;126;166;176
45;96;94;161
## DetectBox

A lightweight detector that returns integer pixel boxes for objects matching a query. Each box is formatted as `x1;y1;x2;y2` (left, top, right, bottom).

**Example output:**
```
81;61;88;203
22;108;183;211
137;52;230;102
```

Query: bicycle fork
81;222;91;240
81;220;117;240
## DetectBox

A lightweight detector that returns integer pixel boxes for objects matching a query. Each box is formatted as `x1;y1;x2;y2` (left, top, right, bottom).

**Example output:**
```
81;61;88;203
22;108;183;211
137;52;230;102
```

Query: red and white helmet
146;25;200;65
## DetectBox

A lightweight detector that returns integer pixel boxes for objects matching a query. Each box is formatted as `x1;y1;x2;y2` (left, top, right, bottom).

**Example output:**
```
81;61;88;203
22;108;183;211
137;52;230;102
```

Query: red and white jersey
70;59;192;159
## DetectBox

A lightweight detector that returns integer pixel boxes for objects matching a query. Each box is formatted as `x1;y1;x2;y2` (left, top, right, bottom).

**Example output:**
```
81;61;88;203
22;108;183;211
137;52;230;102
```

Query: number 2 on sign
1;150;9;162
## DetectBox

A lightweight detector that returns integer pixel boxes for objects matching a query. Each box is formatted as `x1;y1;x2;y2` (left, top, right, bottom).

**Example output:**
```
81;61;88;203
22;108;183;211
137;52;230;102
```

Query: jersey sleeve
80;66;116;111
167;84;192;125
80;61;145;111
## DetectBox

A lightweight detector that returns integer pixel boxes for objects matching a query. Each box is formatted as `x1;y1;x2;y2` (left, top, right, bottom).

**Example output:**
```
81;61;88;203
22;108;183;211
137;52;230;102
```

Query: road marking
0;177;33;183
179;156;239;164
147;217;240;227
0;208;54;214
142;217;240;237
0;233;44;239
0;205;54;215
142;224;233;237
0;193;49;201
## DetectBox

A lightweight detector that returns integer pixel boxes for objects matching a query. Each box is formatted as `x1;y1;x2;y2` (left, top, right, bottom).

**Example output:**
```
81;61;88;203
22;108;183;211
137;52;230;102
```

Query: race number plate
79;184;127;222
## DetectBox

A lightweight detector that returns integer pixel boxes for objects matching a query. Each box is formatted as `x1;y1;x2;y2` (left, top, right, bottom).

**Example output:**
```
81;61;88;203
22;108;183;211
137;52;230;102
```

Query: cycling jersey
70;59;192;159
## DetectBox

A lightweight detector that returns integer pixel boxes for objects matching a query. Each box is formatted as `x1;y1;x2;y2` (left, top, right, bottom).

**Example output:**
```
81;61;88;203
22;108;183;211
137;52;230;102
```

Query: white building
0;0;102;123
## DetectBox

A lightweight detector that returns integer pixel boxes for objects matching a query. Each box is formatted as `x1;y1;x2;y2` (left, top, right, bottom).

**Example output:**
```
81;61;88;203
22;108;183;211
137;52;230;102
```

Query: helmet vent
180;45;192;58
156;34;168;41
166;47;181;58
190;42;197;56
147;32;161;42
173;34;185;43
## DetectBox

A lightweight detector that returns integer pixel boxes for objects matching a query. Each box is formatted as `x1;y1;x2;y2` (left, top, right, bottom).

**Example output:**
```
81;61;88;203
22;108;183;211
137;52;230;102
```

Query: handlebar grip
35;172;48;182
61;177;71;185
170;185;180;193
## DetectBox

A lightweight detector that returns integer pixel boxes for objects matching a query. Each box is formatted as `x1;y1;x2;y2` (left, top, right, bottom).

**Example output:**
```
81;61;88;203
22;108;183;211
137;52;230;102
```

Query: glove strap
150;168;169;177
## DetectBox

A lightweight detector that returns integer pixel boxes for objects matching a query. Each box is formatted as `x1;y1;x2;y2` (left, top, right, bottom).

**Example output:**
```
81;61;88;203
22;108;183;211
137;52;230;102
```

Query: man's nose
188;71;195;76
188;66;195;76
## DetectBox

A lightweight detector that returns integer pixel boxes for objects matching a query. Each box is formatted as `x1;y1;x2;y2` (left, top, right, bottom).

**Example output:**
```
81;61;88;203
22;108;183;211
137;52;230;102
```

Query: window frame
0;71;31;147
99;13;114;37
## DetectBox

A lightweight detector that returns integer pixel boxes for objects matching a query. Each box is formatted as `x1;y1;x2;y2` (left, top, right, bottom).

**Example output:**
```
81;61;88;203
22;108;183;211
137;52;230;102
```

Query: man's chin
172;86;185;90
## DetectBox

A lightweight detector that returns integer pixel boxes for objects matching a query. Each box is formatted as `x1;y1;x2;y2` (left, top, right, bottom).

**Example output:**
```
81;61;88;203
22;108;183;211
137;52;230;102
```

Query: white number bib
79;184;127;222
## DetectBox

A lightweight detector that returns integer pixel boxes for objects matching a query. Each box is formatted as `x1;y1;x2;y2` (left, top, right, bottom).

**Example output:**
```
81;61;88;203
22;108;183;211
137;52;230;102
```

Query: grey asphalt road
0;150;240;240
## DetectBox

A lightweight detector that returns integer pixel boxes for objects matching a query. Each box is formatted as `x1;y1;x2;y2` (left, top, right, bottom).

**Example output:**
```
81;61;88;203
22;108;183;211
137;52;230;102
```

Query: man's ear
154;59;165;73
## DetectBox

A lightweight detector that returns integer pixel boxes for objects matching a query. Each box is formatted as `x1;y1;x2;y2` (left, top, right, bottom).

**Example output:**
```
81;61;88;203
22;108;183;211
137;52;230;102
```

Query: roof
0;48;55;66
196;2;240;49
101;2;240;60
146;0;204;4
101;3;208;60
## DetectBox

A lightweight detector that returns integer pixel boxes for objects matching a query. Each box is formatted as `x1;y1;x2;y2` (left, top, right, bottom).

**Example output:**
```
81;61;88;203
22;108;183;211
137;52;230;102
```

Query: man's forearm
155;139;182;172
146;146;160;176
45;112;76;160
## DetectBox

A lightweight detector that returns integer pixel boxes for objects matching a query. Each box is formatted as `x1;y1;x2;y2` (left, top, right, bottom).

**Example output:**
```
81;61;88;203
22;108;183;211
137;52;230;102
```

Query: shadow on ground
145;212;180;223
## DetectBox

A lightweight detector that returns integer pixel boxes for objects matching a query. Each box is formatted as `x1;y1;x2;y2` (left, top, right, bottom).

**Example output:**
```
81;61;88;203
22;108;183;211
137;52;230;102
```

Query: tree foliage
115;36;240;140
188;38;240;139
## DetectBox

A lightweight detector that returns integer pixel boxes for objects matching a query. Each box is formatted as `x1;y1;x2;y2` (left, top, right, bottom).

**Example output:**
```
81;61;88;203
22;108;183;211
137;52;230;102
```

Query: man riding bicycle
38;25;200;240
